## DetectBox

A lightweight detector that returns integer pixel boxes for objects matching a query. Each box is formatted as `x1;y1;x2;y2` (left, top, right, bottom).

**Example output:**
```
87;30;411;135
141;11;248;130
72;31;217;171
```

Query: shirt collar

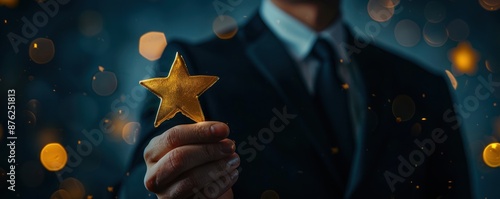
259;0;347;61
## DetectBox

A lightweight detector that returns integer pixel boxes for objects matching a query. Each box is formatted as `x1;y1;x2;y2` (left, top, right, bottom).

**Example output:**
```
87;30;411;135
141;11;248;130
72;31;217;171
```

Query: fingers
144;139;236;193
162;153;240;199
144;121;230;164
142;121;238;198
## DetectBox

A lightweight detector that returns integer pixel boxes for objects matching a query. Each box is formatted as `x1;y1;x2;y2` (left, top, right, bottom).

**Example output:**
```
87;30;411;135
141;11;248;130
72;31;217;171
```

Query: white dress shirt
259;0;348;93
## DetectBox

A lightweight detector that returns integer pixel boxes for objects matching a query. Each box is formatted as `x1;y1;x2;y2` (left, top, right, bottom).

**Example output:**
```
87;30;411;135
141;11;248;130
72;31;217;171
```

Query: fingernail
210;123;228;137
221;140;235;154
230;169;239;180
227;155;240;168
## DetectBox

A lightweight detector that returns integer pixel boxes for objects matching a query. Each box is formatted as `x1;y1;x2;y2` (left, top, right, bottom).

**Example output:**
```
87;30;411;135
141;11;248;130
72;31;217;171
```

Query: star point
140;52;219;127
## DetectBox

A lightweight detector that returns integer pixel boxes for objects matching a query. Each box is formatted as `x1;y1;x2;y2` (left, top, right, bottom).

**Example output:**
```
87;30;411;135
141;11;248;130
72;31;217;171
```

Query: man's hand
144;122;239;199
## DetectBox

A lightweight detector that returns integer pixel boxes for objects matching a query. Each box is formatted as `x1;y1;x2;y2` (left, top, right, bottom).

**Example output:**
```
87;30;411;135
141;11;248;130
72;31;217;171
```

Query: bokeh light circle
449;42;480;75
40;143;68;172
139;31;167;61
122;122;141;145
60;177;86;199
392;95;416;122
483;143;500;168
22;110;37;126
394;19;421;47
50;189;72;199
479;0;500;11
27;99;40;114
447;19;469;42
29;38;55;64
79;10;103;37
367;0;395;22
92;70;118;96
213;15;238;40
424;1;446;23
486;60;500;73
423;22;448;47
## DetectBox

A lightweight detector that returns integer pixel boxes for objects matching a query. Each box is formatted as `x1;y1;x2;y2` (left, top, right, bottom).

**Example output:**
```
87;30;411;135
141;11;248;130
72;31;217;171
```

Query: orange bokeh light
122;122;141;145
139;31;167;61
29;38;55;64
0;0;19;8
213;15;238;40
483;143;500;168
40;143;68;172
367;0;395;22
449;42;480;75
479;0;500;11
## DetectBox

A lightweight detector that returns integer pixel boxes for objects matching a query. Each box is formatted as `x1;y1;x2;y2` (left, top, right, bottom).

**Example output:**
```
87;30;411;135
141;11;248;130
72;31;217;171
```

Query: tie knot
311;38;337;64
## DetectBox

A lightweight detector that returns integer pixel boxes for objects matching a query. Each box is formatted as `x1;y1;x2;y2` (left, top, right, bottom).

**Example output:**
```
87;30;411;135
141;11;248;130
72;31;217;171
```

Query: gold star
140;52;219;127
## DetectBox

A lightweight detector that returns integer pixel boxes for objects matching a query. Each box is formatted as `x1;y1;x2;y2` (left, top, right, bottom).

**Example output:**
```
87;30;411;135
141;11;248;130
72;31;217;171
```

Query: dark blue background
1;0;499;198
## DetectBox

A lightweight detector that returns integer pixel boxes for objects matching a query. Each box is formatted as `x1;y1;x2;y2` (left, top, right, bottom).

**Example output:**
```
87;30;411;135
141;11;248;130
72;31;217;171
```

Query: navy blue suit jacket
119;14;471;199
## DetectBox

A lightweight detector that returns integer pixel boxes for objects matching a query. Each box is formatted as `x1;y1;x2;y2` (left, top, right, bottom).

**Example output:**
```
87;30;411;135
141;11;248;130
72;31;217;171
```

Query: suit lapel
243;16;347;192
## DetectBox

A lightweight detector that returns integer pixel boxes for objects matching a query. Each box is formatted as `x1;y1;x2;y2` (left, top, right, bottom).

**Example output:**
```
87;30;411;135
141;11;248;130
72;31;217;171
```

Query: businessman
119;0;472;198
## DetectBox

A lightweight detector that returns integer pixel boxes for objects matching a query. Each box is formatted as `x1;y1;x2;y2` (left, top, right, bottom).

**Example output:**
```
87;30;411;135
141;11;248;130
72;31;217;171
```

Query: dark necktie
311;38;354;183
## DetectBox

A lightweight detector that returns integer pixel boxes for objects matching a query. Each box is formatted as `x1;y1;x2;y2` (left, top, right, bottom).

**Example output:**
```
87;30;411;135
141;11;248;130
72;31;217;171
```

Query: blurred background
0;0;499;198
